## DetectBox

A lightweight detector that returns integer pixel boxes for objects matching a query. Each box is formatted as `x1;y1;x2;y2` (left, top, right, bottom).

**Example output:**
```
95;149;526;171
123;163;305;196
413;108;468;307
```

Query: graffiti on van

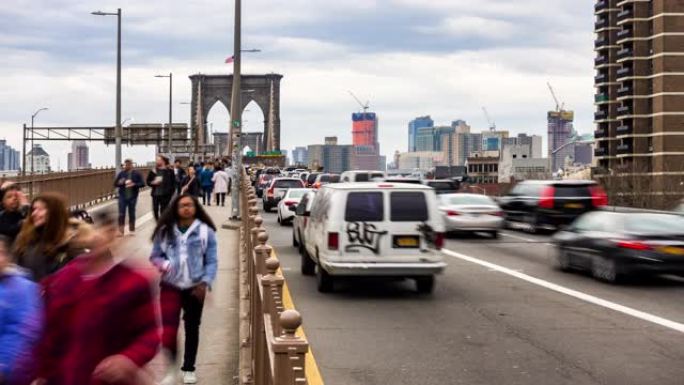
345;222;387;255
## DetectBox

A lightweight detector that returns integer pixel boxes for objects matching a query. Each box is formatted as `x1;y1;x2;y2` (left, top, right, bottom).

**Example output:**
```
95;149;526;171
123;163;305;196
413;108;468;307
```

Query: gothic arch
190;73;283;153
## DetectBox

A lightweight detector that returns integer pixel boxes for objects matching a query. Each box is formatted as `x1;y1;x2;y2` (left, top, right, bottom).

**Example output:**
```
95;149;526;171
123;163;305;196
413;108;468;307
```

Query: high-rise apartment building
0;140;20;172
408;116;434;152
307;137;352;173
503;134;543;159
594;0;684;193
548;110;575;172
67;140;89;171
292;146;309;166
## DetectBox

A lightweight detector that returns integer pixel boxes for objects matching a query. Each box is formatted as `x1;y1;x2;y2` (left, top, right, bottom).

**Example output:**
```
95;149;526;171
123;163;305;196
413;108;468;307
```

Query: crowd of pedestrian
0;156;231;385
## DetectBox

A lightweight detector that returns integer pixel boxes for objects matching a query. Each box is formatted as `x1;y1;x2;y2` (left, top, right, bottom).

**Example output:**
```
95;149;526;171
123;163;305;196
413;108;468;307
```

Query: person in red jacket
33;212;160;385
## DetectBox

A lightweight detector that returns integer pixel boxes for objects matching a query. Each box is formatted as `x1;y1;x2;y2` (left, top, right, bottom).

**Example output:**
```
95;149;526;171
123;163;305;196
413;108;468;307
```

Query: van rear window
391;192;428;222
345;192;384;222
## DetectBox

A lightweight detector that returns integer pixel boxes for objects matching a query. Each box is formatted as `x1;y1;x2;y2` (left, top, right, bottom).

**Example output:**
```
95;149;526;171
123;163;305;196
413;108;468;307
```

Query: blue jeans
201;186;213;205
118;195;138;231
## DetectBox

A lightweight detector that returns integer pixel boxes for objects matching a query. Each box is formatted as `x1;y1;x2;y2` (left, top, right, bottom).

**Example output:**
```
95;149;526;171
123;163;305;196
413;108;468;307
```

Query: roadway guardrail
237;169;314;385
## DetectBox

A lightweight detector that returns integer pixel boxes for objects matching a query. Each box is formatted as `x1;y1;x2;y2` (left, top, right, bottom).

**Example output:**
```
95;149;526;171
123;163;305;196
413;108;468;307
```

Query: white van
339;170;387;183
301;183;447;293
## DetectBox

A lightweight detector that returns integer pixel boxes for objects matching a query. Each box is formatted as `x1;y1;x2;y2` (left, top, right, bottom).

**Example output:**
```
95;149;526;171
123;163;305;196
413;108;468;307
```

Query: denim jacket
149;220;218;289
0;266;43;383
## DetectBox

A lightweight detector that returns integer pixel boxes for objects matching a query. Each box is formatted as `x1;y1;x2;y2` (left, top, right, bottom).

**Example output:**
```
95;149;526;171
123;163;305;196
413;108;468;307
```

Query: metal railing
238;169;311;385
1;167;151;208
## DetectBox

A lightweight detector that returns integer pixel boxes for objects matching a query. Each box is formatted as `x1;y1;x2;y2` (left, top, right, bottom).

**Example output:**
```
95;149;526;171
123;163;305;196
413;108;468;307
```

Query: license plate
565;203;584;209
659;246;684;256
393;236;419;248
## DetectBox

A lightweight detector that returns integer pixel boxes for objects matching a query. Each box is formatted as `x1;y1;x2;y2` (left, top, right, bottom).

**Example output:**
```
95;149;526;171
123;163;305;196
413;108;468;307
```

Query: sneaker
159;370;177;385
182;371;197;384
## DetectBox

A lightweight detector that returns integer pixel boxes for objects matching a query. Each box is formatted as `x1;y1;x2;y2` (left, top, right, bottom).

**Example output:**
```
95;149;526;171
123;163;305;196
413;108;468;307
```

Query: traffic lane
445;229;684;322
260;211;684;385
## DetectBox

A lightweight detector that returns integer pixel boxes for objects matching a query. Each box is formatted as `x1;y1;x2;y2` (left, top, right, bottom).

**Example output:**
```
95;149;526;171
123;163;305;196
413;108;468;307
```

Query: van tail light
616;240;652;251
434;232;445;250
446;210;460;216
267;186;275;197
328;232;339;251
590;185;608;207
539;186;555;209
314;182;321;189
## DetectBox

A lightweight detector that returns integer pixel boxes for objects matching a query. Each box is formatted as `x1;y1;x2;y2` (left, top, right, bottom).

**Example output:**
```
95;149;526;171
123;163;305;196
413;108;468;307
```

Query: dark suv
498;180;608;233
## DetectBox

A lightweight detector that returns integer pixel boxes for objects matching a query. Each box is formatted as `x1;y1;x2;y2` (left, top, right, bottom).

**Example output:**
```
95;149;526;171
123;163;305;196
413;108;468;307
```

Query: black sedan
552;211;684;283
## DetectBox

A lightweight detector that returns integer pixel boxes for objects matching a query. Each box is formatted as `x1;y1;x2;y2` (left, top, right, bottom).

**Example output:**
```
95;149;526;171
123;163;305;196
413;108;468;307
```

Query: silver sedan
438;193;504;238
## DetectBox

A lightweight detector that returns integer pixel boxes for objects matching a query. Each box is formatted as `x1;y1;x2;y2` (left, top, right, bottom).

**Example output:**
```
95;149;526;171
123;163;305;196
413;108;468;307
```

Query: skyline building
351;112;382;170
408;116;434;152
67;140;89;171
307;137;353;173
548;110;575;172
26;144;50;174
594;0;684;194
292;146;309;166
0;140;20;172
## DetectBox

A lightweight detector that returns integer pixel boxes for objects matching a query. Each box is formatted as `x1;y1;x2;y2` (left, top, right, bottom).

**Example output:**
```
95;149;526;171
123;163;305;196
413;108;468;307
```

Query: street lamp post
92;8;122;174
229;0;242;220
27;107;48;198
155;73;173;159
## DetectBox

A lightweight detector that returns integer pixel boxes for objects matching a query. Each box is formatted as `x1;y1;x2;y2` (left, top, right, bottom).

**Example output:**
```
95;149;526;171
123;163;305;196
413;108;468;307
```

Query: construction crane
482;107;496;131
547;82;565;112
348;90;370;113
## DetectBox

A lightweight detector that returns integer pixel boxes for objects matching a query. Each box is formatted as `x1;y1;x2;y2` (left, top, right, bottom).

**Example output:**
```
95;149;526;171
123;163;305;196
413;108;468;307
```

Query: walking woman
150;194;218;385
211;166;231;207
13;192;87;282
180;166;201;198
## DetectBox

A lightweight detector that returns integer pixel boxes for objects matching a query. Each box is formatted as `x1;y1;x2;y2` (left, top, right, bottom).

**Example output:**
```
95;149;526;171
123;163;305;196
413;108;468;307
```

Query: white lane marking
501;232;537;243
442;249;684;333
501;231;553;246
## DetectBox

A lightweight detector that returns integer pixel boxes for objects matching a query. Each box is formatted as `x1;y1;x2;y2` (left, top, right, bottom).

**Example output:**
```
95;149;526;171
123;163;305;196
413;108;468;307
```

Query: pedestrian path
107;194;240;384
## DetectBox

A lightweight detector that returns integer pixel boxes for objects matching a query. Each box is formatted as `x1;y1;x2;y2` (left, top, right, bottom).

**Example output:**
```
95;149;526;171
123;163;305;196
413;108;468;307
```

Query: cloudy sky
0;0;595;170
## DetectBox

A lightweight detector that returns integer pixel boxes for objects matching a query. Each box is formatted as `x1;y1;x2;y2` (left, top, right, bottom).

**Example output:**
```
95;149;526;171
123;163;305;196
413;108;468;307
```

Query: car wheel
301;248;316;276
556;248;572;272
316;264;334;292
416;276;435;294
591;256;620;283
490;231;499;239
298;234;305;255
263;203;271;213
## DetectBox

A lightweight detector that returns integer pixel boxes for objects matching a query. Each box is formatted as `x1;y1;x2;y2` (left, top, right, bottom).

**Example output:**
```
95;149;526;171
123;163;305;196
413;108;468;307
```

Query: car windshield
286;190;308;199
274;180;303;188
443;194;495;206
624;214;684;235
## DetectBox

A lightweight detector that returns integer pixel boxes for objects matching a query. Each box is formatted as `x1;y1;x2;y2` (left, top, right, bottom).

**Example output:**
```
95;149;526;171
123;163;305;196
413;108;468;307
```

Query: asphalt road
259;205;684;385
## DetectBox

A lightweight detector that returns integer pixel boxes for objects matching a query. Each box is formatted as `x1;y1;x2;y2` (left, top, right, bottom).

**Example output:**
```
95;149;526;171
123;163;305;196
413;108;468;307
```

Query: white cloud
417;16;518;40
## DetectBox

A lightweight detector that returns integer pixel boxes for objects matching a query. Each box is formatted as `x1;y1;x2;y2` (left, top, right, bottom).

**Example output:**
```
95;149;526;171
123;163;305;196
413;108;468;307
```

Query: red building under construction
351;112;384;170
